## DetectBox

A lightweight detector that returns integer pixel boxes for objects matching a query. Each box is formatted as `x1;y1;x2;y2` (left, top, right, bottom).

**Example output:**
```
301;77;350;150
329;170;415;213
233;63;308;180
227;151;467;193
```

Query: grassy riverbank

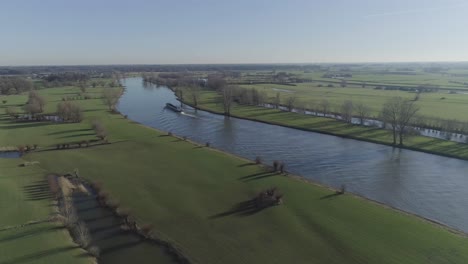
181;90;468;161
3;86;468;263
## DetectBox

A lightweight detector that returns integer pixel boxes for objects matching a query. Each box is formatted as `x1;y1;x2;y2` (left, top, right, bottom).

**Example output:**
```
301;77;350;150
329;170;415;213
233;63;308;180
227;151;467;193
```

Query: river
118;77;468;233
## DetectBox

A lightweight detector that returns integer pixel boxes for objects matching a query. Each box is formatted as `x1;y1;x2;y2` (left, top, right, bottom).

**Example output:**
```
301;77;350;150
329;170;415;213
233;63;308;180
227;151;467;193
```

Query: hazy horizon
2;0;468;65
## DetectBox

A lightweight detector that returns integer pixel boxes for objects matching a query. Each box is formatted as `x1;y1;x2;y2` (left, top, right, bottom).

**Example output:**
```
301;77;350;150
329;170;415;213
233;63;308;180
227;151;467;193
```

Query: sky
1;0;468;65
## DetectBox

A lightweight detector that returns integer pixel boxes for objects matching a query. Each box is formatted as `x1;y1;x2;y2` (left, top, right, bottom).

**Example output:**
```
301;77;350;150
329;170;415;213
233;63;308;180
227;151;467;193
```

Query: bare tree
78;81;87;93
102;88;120;111
221;85;234;116
381;97;419;145
57;101;83;123
319;99;330;116
5;106;19;119
92;119;108;140
355;102;370;125
25;91;46;115
285;96;297;112
340;100;353;123
274;92;281;109
187;84;201;106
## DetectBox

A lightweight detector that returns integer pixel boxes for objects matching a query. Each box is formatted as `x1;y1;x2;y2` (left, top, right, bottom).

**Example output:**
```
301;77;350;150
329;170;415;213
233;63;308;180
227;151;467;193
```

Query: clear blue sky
1;0;468;65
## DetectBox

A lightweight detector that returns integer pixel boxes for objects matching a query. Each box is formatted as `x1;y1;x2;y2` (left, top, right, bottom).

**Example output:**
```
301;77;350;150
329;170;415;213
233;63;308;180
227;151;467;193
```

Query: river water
118;77;468;233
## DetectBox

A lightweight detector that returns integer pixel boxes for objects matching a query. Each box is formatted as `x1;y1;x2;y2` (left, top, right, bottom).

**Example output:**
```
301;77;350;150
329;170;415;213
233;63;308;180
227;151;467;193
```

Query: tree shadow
237;162;256;167
47;128;92;135
238;171;279;181
319;193;343;200
0;226;64;244
0;245;79;264
22;180;54;201
209;198;271;219
2;122;52;130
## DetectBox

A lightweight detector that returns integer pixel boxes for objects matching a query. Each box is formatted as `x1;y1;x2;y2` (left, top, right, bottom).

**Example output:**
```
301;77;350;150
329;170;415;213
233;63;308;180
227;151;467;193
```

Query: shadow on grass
0;226;64;243
210;198;270;219
22;180;54;201
237;162;256;167
0;245;79;264
47;128;93;136
2;122;52;130
58;133;95;138
238;171;279;181
319;193;343;200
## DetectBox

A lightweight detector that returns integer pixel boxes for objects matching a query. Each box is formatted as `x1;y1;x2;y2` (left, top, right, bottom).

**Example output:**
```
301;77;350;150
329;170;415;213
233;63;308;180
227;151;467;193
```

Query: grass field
2;84;468;263
0;158;93;264
239;82;468;121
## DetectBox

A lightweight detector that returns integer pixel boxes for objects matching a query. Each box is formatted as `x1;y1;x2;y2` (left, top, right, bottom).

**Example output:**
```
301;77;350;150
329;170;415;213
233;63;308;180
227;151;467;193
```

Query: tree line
0;76;33;95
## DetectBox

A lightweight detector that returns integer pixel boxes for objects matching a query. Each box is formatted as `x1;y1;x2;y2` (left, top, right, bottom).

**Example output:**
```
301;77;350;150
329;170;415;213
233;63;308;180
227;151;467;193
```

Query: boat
166;103;182;112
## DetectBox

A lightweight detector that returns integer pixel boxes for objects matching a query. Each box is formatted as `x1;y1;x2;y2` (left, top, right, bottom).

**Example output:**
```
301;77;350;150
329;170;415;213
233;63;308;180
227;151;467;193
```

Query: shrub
273;160;279;171
255;156;262;164
73;221;91;248
140;224;154;237
87;246;100;257
279;162;285;173
57;101;83;123
91;119;108;140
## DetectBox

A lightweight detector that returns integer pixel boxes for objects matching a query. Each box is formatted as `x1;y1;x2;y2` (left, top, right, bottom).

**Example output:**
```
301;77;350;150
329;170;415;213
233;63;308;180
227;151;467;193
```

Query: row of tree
0;76;33;95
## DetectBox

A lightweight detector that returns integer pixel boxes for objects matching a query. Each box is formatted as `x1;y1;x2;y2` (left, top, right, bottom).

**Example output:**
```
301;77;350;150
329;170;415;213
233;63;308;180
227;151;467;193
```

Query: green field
2;84;468;263
238;82;468;121
0;158;92;264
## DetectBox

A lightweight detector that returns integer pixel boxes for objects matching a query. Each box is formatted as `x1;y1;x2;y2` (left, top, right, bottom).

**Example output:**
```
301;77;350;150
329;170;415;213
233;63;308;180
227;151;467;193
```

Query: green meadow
1;84;468;263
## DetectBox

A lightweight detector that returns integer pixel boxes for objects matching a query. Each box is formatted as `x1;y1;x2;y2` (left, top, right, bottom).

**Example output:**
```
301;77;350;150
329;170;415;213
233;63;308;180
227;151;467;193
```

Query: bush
91;119;108;140
87;246;100;257
57;101;83;123
73;221;91;248
279;162;285;173
255;156;262;164
140;224;154;237
273;160;279;171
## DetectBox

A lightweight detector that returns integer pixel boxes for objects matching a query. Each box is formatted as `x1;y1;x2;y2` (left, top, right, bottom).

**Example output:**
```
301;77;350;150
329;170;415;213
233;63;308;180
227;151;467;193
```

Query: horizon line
3;60;468;67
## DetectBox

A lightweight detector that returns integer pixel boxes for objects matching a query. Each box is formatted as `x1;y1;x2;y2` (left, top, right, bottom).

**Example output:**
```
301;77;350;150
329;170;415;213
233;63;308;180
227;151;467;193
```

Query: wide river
118;77;468;233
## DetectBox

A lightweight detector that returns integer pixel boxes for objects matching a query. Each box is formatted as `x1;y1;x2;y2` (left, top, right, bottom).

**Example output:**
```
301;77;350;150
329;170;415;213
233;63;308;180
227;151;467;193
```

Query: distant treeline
0;64;324;75
0;76;33;95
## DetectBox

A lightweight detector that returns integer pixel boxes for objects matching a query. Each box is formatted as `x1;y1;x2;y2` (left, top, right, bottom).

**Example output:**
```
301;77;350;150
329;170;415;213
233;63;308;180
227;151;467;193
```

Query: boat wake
180;112;198;118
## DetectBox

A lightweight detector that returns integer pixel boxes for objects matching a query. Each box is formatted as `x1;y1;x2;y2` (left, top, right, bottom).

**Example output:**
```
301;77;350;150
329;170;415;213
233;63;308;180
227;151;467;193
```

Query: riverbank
178;90;468;161
3;84;468;263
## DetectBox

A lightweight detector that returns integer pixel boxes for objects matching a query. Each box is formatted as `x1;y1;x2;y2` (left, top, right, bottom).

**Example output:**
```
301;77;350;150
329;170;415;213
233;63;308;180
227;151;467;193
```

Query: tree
319;99;330;116
78;81;87;93
340;100;353;123
187;84;201;106
92;119;108;140
285;96;297;112
102;88;120;111
221;85;234;116
274;92;281;109
381;97;419;145
25;91;46;115
355;102;370;125
5;106;19;119
57;102;83;123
